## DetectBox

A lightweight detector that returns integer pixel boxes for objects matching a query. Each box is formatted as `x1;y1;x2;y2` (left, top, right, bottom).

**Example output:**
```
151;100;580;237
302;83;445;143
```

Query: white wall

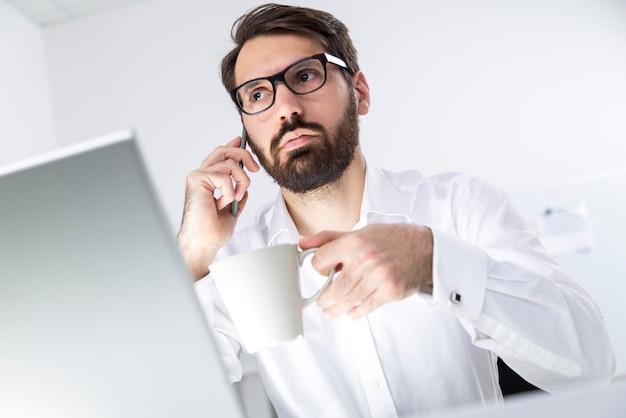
43;0;281;233
42;0;626;233
0;0;56;164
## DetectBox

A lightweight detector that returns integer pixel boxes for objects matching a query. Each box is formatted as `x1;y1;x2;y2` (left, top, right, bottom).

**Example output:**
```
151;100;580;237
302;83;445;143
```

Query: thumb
299;230;345;250
299;230;346;276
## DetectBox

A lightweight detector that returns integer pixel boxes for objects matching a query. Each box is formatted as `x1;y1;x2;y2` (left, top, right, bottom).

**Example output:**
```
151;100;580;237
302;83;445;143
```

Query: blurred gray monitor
0;130;245;418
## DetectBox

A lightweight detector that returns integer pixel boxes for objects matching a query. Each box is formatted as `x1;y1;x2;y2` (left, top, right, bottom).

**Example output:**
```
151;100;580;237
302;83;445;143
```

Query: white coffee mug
210;244;334;353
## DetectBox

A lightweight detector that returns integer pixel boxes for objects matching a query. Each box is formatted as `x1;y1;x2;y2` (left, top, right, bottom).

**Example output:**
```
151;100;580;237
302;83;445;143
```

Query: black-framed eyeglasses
230;52;349;115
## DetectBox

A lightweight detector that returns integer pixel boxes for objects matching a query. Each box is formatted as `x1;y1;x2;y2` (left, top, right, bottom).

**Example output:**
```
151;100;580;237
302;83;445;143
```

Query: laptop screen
0;130;245;418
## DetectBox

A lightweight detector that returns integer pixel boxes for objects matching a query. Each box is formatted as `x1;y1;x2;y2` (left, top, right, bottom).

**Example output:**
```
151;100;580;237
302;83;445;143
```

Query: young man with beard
177;3;614;417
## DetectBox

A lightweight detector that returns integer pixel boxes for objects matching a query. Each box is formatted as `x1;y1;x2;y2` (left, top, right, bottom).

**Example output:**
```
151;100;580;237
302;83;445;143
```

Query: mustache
270;117;325;154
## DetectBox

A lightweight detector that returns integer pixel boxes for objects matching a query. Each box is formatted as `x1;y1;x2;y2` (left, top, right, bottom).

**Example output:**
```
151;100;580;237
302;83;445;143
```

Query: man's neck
281;149;366;237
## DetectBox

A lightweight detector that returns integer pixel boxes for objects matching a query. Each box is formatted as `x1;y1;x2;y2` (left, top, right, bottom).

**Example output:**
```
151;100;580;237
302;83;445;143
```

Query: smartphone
231;128;248;216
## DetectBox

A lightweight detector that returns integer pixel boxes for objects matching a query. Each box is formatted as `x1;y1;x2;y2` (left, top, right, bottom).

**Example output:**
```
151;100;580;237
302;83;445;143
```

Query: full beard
249;96;360;194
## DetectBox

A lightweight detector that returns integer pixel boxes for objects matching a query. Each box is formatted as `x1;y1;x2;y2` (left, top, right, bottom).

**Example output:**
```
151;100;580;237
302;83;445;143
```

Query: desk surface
426;378;626;418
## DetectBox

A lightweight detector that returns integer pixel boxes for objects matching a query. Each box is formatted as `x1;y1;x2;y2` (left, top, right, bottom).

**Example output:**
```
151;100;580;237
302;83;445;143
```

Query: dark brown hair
220;3;359;93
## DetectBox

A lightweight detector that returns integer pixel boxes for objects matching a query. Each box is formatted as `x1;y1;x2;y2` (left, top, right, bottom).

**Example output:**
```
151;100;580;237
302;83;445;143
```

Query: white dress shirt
194;164;615;418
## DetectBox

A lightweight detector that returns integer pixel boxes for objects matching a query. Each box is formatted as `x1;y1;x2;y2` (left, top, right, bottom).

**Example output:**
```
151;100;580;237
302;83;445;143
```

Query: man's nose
273;83;304;121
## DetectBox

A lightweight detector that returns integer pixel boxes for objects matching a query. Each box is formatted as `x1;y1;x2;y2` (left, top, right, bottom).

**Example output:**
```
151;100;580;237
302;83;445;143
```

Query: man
178;3;614;417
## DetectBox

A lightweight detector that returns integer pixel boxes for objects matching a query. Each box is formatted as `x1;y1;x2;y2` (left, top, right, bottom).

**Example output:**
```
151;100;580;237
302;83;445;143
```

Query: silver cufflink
450;292;462;304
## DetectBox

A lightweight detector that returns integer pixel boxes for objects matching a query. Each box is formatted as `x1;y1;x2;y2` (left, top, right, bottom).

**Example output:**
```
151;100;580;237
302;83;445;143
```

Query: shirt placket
341;316;398;418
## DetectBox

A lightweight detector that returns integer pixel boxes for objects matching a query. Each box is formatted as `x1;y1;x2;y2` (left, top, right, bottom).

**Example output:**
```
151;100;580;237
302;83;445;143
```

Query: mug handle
298;248;335;309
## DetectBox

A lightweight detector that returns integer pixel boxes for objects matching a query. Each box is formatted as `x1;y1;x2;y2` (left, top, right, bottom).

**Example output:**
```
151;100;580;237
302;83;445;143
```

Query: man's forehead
234;34;324;85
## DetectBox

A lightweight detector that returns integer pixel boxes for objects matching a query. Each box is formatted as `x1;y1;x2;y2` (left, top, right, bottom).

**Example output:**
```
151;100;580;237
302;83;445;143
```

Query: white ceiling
6;0;154;27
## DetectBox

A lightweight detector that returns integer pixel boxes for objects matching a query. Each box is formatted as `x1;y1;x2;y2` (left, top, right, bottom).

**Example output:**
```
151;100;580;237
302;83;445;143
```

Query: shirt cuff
194;276;216;327
429;227;488;321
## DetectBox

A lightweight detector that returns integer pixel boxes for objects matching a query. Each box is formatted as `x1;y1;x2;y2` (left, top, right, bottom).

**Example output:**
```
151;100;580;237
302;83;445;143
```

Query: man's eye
297;70;321;84
248;88;272;103
252;91;267;101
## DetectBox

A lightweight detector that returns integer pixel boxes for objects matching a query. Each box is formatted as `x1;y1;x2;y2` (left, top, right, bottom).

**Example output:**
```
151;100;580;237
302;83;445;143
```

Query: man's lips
281;131;316;150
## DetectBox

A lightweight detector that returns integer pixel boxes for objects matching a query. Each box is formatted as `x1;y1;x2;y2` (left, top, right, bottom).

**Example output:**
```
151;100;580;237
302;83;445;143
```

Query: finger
322;285;370;320
203;171;238;210
213;157;252;205
300;231;349;278
318;265;372;311
203;145;259;172
228;191;249;217
231;163;252;201
200;137;259;172
346;290;387;320
191;159;249;205
319;269;381;318
344;271;413;319
299;230;344;250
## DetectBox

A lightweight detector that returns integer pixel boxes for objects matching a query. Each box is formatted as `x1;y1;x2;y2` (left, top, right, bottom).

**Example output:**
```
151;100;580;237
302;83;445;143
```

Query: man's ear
352;71;371;115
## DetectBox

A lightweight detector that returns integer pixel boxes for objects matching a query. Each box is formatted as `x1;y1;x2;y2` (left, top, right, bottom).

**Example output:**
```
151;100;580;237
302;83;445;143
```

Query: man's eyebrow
240;78;268;90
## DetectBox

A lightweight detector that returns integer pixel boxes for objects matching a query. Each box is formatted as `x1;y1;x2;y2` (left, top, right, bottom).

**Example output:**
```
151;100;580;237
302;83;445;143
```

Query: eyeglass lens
236;57;327;114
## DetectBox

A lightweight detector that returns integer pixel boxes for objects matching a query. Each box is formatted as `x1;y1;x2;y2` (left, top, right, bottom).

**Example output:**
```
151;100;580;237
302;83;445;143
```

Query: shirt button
368;378;380;390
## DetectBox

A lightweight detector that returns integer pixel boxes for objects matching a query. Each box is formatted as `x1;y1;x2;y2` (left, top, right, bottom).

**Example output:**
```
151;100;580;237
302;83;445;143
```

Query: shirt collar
266;161;413;245
267;192;299;246
356;162;413;228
